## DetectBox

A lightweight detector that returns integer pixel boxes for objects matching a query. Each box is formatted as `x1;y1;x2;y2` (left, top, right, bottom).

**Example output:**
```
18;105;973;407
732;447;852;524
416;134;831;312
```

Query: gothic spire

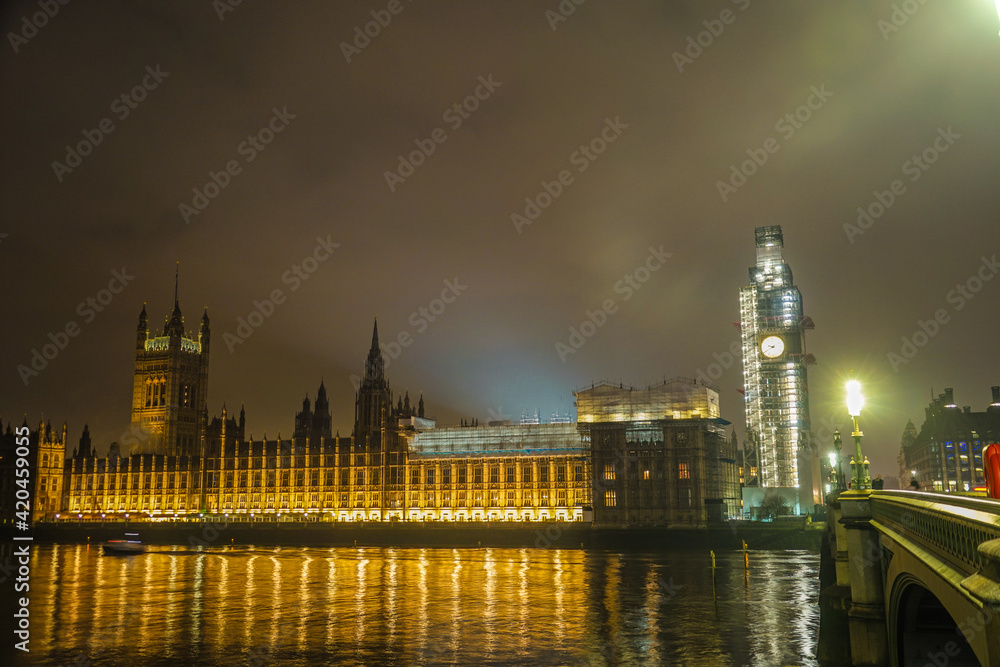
363;319;384;386
165;263;184;336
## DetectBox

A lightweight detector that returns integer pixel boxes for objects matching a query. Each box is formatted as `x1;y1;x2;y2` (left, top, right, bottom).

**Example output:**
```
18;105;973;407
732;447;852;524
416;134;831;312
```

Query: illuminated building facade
739;225;819;512
57;424;592;523
404;422;591;522
130;277;210;457
32;420;66;521
901;387;1000;493
52;319;593;522
34;303;731;526
0;418;65;525
576;380;740;526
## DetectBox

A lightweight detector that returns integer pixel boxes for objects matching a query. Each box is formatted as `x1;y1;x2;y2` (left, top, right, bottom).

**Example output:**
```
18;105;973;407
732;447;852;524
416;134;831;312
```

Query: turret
363;319;385;387
137;302;148;351
200;308;211;353
315;380;328;414
78;424;92;458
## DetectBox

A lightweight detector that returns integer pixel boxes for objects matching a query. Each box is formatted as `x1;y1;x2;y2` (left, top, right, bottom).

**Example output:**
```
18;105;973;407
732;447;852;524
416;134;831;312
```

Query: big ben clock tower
739;226;819;511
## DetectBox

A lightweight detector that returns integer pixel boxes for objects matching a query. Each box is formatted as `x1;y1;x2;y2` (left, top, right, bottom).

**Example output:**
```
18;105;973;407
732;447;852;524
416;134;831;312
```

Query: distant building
897;419;919;490
33;420;66;521
738;225;819;513
901;387;1000;492
50;318;594;522
0;418;65;525
575;380;740;526
33;288;738;526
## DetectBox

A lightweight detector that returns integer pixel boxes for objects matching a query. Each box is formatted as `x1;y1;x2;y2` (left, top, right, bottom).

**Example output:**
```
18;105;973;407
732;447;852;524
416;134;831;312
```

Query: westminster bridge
825;489;1000;666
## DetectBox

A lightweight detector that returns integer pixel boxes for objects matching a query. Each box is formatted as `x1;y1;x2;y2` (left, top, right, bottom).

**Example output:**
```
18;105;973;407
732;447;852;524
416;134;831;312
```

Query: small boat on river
102;532;145;555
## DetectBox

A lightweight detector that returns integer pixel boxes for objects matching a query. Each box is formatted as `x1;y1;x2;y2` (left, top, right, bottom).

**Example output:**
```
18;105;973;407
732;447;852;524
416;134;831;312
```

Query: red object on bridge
984;443;1000;499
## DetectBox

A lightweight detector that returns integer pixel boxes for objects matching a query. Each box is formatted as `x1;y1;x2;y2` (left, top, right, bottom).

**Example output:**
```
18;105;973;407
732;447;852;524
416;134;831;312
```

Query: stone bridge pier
824;489;1000;666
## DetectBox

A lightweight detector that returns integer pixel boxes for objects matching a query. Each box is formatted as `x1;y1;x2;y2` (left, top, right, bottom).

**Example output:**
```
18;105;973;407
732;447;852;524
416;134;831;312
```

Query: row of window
70;490;585;512
39;453;63;468
67;462;590;491
199;456;583;473
603;487;694;508
74;473;197;491
602;462;690;480
143;378;168;408
69;469;590;493
411;464;583;485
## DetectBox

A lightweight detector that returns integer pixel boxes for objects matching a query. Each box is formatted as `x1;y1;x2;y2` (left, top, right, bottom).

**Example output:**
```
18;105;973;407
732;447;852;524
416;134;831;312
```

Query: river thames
14;544;819;666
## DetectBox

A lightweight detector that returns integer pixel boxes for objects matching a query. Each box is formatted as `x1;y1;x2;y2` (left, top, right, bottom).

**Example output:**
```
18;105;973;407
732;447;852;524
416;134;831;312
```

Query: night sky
3;1;999;483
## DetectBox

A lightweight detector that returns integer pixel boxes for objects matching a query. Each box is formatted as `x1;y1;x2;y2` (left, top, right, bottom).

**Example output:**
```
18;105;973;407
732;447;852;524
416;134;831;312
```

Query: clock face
760;335;785;358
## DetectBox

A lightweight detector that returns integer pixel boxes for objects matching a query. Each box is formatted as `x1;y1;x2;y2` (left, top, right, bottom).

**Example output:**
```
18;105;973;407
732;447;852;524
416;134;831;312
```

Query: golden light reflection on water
519;548;529;655
269;553;281;652
216;553;229;651
450;548;461;659
24;544;820;666
483;547;496;654
244;555;256;648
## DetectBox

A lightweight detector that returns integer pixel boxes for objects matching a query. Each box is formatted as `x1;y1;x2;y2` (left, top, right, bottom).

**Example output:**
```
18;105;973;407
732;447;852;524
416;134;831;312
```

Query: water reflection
23;544;819;666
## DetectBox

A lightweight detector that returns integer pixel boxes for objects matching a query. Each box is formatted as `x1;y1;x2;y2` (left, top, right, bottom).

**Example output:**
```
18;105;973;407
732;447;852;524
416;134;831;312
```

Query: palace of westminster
1;286;741;528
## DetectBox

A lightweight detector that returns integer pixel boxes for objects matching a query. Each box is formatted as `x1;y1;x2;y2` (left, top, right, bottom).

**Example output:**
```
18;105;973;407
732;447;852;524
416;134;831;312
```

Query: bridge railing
869;490;1000;576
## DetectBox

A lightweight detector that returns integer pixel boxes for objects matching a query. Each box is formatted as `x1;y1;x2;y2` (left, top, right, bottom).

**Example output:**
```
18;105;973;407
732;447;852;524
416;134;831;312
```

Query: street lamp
832;429;846;491
846;378;871;490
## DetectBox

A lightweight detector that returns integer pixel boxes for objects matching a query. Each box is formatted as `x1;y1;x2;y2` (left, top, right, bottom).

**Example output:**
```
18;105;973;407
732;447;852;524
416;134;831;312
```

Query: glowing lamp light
846;380;864;417
828;453;837;467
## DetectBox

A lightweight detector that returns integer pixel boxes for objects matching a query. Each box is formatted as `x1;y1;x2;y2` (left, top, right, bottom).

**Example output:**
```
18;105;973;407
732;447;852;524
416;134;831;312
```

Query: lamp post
846;378;870;490
832;429;846;491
